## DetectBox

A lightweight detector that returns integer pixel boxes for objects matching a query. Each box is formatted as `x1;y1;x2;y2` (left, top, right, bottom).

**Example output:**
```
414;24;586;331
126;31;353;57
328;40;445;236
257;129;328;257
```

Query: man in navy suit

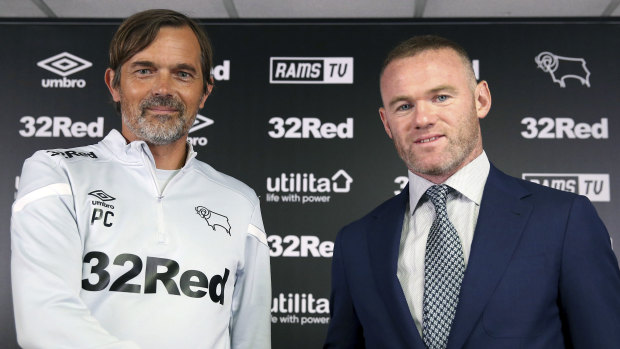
324;35;620;348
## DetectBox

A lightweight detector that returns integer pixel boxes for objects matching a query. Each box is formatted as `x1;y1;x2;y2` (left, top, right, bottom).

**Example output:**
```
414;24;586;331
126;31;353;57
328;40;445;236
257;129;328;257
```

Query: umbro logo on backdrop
38;52;92;76
189;114;214;133
187;114;213;147
38;52;92;88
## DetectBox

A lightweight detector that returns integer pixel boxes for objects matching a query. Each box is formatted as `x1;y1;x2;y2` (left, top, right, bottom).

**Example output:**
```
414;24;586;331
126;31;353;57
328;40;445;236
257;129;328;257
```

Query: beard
395;107;481;177
121;94;195;145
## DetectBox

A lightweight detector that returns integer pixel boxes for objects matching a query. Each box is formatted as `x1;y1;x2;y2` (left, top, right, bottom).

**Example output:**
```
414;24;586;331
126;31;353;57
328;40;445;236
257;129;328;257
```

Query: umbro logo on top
89;190;115;201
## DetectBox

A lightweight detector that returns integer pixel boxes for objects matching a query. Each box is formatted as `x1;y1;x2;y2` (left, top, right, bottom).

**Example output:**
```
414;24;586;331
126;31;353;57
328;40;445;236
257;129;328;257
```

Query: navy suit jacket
324;165;620;348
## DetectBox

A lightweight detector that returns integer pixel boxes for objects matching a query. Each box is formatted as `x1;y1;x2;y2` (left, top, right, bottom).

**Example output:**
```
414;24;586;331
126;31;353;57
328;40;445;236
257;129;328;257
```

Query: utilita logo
523;173;610;202
187;114;214;147
271;292;330;326
38;52;92;88
534;51;591;88
269;57;353;84
265;169;353;205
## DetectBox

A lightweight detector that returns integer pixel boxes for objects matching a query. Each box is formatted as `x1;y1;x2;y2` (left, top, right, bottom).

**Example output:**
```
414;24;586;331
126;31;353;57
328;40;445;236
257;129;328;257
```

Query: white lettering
268;235;333;258
19;116;104;138
41;77;87;88
521;117;608;139
212;60;230;81
187;137;208;146
271;293;330;314
269;117;353;139
275;63;287;78
266;170;352;194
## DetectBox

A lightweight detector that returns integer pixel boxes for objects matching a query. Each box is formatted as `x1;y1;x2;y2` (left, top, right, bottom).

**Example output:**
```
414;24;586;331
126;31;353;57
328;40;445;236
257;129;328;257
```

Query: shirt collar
101;129;197;167
408;151;490;215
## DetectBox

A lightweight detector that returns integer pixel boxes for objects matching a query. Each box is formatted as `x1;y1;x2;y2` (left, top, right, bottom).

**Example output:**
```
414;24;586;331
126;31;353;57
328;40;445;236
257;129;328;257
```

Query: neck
121;128;189;170
148;137;189;170
414;148;484;184
417;172;453;185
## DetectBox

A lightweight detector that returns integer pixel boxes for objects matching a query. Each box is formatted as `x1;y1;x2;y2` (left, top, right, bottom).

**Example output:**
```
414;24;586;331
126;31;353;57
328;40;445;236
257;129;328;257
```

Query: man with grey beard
11;9;271;349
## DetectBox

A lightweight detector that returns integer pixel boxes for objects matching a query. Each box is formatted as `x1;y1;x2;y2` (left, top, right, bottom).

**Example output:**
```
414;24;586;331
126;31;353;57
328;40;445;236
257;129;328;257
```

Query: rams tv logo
522;173;610;202
270;57;353;84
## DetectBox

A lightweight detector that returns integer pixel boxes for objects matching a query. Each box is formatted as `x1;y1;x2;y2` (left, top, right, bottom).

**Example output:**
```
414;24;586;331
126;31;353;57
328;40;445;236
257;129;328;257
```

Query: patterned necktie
422;184;465;349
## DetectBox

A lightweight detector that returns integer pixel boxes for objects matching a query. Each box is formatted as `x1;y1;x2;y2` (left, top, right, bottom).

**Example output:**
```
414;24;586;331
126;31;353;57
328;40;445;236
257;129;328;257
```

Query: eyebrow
129;60;155;68
129;61;198;74
175;63;198;74
387;85;459;108
428;85;458;95
388;96;410;108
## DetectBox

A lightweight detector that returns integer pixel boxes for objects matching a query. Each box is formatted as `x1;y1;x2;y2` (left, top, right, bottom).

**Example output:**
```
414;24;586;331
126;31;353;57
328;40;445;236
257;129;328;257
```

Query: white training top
11;129;271;349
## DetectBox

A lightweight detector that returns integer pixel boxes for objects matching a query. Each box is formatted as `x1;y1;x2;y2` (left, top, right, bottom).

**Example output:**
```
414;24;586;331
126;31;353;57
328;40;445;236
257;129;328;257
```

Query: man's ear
379;107;393;139
199;78;214;109
475;80;492;120
104;68;121;102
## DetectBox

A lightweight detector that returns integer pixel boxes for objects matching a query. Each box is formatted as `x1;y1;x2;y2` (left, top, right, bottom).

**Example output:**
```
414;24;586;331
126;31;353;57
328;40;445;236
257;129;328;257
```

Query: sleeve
559;195;620;348
229;200;272;349
11;153;140;349
323;228;365;349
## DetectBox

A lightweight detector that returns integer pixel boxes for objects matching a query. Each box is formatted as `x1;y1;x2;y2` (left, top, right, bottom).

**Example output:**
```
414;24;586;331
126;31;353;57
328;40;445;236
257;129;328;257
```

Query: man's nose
413;102;437;129
153;72;173;96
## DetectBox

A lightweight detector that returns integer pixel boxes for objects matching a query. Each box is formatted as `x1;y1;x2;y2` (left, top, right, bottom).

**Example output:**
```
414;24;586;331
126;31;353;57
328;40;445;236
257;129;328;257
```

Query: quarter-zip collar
100;129;197;169
99;130;199;244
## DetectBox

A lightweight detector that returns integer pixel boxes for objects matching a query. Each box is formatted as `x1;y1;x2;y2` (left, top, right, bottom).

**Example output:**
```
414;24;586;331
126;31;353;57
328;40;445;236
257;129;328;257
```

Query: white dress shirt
396;151;490;335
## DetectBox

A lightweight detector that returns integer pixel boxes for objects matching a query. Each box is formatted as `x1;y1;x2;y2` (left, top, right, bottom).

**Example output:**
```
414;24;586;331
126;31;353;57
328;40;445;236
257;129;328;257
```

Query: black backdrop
1;18;619;348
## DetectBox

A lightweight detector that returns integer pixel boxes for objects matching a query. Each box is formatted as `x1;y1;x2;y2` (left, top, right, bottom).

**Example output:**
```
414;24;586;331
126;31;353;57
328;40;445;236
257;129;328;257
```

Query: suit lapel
367;185;426;348
448;166;533;348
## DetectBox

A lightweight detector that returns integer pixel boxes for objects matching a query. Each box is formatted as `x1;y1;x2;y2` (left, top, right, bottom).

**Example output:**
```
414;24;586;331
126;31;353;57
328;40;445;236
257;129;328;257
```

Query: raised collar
100;129;197;168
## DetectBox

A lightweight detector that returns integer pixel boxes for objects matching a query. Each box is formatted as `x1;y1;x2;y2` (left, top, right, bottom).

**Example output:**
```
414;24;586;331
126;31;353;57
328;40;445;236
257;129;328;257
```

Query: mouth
146;106;178;113
415;135;443;144
140;95;185;116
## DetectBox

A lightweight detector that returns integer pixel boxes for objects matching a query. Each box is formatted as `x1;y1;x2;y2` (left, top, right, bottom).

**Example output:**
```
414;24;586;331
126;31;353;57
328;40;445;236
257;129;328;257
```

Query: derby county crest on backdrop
535;51;591;88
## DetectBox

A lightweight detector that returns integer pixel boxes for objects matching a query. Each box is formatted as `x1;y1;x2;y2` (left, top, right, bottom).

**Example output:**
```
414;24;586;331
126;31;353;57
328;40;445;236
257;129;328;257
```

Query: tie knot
426;184;449;209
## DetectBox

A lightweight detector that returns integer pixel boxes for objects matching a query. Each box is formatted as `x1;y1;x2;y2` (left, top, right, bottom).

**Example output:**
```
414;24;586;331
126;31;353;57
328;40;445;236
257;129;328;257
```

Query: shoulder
23;143;103;179
18;143;101;196
488;164;583;202
485;165;596;224
28;143;101;165
188;159;259;205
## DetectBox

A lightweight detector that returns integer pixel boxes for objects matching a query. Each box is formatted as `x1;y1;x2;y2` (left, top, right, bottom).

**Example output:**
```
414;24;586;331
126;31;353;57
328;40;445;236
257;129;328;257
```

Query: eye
435;95;450;102
177;71;194;80
397;103;412;111
136;68;151;75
